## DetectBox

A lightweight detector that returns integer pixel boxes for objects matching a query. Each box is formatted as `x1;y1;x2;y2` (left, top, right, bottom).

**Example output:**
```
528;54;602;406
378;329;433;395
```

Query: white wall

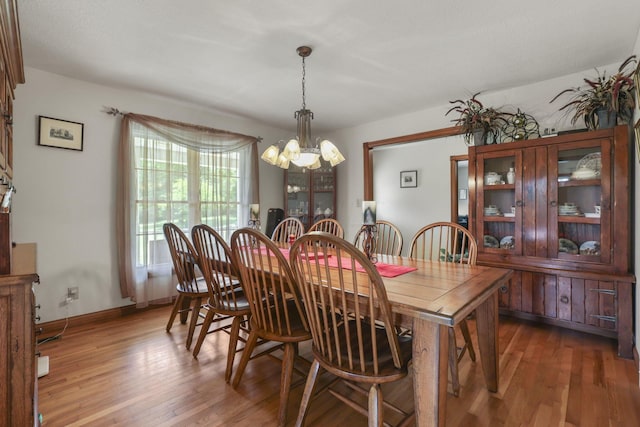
13;68;286;322
371;136;466;255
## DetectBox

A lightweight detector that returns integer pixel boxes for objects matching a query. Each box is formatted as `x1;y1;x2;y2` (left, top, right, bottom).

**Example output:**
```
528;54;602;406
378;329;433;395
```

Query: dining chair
191;224;251;382
230;227;312;427
290;231;414;427
307;217;344;238
162;223;209;350
408;221;477;397
353;220;403;256
271;216;305;243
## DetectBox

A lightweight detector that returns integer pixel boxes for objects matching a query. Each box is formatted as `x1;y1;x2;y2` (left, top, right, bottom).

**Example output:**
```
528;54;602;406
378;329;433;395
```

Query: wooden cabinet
0;274;40;426
284;161;336;230
469;126;634;358
0;0;25;274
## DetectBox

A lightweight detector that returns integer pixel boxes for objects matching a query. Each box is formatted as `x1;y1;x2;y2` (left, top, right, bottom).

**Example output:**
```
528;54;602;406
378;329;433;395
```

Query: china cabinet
468;125;634;358
284;161;336;230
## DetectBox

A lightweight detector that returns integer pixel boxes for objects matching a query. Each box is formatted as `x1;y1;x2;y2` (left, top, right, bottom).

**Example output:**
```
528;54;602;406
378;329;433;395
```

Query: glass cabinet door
285;160;337;230
476;150;522;255
548;139;610;264
286;166;311;229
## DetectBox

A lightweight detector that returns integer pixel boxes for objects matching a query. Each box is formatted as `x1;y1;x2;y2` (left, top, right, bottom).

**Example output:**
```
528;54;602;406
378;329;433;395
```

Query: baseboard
36;302;172;337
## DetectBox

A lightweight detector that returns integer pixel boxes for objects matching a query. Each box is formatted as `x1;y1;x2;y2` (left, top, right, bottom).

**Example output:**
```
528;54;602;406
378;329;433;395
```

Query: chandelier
261;46;345;170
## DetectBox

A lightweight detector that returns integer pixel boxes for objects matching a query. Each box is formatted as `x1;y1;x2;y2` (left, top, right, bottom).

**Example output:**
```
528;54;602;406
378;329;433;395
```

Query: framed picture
38;116;84;151
459;189;468;200
400;170;417;188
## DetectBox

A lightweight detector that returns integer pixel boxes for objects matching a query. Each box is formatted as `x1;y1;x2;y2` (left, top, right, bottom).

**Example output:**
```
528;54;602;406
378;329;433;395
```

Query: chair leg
224;315;243;383
368;383;383;427
166;295;183;332
295;359;321;427
192;306;215;358
448;327;460;397
179;296;192;324
231;330;259;388
185;296;202;350
459;319;476;362
277;342;296;427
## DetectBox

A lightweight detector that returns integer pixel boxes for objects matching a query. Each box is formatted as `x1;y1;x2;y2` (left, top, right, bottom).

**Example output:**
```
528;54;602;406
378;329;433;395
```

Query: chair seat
316;319;412;382
216;289;251;313
176;276;208;295
249;298;311;342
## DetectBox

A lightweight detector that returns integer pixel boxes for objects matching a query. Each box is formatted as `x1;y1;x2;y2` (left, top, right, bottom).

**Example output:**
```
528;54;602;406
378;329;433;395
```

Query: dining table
361;253;512;426
256;243;513;426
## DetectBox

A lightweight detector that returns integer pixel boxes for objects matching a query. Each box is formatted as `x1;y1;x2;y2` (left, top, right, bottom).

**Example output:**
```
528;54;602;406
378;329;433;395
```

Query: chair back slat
308;218;344;238
353;220;403;256
290;232;403;375
409;221;477;265
270;217;305;244
191;224;243;309
163;223;200;292
231;228;308;337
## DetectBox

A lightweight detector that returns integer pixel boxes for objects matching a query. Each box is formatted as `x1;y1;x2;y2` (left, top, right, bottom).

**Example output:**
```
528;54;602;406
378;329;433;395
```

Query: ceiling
18;1;640;133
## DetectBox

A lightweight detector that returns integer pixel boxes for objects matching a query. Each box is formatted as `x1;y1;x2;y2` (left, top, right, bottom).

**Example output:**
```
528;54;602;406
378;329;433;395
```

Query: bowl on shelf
571;166;597;180
484;172;502;185
558;203;581;216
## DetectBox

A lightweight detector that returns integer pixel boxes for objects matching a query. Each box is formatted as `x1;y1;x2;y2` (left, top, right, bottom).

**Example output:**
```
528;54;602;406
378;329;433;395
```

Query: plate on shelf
483;235;499;248
579;240;600;255
558;238;579;254
576;152;602;175
503;212;515;217
500;236;515;249
584;213;600;218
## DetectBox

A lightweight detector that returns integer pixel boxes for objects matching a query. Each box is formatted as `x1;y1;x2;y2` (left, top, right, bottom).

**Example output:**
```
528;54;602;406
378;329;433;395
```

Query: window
134;137;245;268
117;113;259;306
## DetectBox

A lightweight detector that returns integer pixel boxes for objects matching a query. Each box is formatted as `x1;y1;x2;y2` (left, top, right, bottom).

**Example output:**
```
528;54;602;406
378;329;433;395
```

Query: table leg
412;318;448;427
474;292;499;392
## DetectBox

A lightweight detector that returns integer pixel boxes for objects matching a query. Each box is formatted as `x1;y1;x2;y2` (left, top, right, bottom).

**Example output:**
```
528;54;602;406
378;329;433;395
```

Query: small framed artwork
459;189;468;200
400;170;417;188
38;116;84;151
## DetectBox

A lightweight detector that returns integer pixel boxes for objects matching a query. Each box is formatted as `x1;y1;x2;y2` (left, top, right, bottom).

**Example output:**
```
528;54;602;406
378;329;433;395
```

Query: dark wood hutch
363;125;635;359
0;2;41;426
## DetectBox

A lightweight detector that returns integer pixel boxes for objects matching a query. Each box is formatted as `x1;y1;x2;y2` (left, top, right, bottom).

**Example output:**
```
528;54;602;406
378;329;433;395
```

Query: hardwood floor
37;305;640;426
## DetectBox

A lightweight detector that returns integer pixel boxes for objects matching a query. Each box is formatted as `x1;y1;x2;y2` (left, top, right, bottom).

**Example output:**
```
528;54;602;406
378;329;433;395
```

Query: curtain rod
103;106;125;116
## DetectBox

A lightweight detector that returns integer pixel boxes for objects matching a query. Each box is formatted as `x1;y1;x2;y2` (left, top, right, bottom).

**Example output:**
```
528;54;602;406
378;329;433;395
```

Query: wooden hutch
0;2;41;426
468;125;634;358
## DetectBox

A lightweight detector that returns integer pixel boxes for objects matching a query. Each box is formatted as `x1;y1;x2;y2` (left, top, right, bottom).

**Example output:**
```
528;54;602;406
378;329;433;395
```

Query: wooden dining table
368;253;513;427
253;242;513;426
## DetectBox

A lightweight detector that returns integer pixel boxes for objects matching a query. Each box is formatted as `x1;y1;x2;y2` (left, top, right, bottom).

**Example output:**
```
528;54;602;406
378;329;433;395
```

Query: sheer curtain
116;113;260;306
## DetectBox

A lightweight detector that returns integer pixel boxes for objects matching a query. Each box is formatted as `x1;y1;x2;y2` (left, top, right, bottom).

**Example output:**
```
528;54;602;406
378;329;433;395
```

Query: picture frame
400;170;417;188
459;189;468;200
38;116;84;151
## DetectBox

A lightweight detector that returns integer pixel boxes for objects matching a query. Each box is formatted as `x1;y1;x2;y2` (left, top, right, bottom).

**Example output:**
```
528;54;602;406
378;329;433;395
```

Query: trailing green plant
445;93;511;144
550;55;637;130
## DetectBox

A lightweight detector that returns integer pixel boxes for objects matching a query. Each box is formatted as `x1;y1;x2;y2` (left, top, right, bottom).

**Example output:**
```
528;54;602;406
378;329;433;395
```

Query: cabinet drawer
500;271;616;331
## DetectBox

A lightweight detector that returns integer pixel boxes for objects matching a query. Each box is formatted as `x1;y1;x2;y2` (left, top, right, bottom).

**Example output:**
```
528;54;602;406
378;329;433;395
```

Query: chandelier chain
301;56;306;110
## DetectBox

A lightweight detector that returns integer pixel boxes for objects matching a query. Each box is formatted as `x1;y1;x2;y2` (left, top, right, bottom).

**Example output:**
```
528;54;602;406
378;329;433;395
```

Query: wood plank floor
37;305;640;426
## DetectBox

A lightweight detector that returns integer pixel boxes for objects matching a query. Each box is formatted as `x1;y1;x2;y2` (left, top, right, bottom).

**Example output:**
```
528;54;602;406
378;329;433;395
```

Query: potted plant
550;55;637;130
446;93;511;145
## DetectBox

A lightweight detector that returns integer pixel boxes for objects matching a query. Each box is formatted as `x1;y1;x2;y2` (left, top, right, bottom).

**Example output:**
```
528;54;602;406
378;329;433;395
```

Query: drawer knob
560;295;569;304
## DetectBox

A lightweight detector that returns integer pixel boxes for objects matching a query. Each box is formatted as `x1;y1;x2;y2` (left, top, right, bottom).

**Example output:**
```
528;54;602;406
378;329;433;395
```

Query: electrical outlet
67;286;79;300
